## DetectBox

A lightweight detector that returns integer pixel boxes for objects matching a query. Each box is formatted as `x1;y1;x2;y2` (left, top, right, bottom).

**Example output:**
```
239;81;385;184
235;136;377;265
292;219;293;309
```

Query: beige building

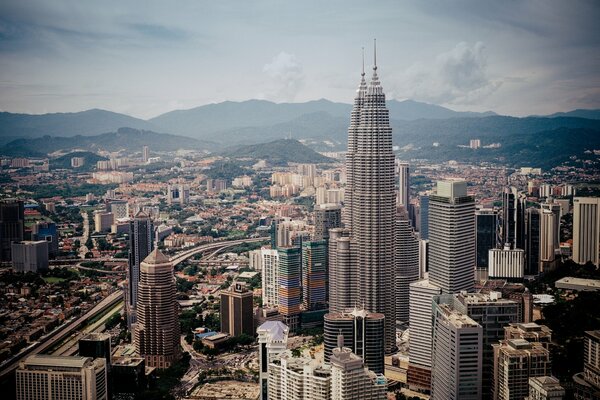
133;249;181;369
16;355;107;400
527;376;565;400
573;197;600;267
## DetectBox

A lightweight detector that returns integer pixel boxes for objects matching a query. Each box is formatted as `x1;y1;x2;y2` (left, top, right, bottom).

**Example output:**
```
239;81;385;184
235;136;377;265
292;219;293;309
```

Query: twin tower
328;44;397;355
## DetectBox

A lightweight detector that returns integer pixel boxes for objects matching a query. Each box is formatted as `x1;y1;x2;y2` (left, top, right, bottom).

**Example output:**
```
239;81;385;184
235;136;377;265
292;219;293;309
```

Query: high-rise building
71;156;85;168
328;228;354;313
111;357;148;399
431;297;483;400
31;220;58;258
267;352;331;400
0;198;24;262
573;330;600;399
573;197;600;267
504;322;552;351
259;248;280;308
502;187;527;250
167;184;190;205
492;339;551;400
407;279;442;391
314;203;342;241
142;145;149;163
79;333;111;372
345;48;396;353
324;308;385;374
528;376;565;400
541;198;561;245
419;195;430;240
278;246;302;332
476;208;498;270
488;245;525;281
220;282;254;337
540;208;559;271
329;335;387;400
108;200;129;221
258;321;289;400
526;208;541;276
133;249;181;369
16;355;107;400
302;240;328;310
127;211;154;326
11;240;48;272
396;216;420;322
428;180;476;293
396;160;410;211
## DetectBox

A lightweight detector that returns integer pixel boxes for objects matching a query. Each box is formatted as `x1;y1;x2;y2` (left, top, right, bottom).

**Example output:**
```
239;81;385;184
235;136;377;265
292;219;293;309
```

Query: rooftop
23;354;91;369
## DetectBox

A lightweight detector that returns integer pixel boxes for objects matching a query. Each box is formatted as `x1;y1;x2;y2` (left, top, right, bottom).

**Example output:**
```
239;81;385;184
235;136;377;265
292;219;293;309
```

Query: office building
142;145;149;163
396;216;420;322
343;53;396;353
267;352;331;400
454;291;522;399
327;228;354;313
396;160;410;211
492;339;551;400
278;246;302;332
528;376;565;400
419;239;429;278
476;208;498;270
302;240;328;310
330;335;387;400
504;323;552;351
431;297;483;400
540;208;559;271
573;330;600;399
127;211;153;326
167;184;190;205
16;355;107;400
220;282;254;337
94;211;113;233
259;248;280;308
428;180;476;293
573;197;600;267
31;220;58;258
108;200;129;221
133;249;181;369
526;208;541;275
502;187;526;250
419;195;430;240
11;240;48;272
314;203;342;241
324;308;385;374
79;333;111;372
488;245;525;280
0;198;24;262
258;321;289;400
541;198;562;247
407;279;442;391
111;357;147;399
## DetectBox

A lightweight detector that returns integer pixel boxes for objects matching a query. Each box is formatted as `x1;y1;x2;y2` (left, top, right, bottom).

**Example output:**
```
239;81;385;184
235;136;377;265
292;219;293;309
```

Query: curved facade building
133;249;181;369
324;308;385;374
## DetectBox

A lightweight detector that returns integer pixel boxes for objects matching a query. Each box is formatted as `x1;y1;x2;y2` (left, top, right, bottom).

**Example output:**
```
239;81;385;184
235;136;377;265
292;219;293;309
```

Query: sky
0;0;599;119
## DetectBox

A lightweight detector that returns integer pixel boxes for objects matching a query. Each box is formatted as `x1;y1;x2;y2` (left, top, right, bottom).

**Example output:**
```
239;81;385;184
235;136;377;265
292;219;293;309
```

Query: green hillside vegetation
50;151;107;171
223;138;334;166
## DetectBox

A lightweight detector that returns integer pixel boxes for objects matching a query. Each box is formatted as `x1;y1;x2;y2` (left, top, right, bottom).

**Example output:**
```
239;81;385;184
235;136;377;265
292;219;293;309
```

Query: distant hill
50;151;107;171
0;109;156;138
0;128;215;157
222;138;334;166
386;99;496;120
545;109;600;120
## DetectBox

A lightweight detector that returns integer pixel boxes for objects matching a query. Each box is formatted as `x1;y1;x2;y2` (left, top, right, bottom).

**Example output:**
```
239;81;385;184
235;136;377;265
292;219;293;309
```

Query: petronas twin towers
333;43;396;353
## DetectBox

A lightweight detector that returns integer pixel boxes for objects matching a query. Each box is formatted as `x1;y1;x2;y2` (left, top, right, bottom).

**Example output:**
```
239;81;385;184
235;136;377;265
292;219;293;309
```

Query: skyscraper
428;180;476;293
302;240;328;310
476;208;498;271
133;249;181;369
258;321;289;400
526;208;541;275
347;44;396;353
0;198;24;262
431;297;483;400
324;308;385;374
573;197;600;267
278;246;302;332
502;187;526;249
539;208;558;271
142;145;149;163
314;203;342;241
396;216;420;322
127;211;153;326
328;228;354;313
419;195;430;240
259;248;280;308
220;282;254;337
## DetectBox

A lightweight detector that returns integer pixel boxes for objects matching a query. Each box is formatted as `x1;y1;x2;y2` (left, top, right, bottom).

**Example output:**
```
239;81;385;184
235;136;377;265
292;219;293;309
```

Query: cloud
262;52;304;102
390;42;501;106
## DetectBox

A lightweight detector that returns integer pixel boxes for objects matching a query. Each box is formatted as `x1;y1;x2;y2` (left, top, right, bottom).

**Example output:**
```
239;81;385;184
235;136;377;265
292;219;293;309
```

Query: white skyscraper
258;321;289;400
259;248;280;308
396;217;420;322
573;197;600;267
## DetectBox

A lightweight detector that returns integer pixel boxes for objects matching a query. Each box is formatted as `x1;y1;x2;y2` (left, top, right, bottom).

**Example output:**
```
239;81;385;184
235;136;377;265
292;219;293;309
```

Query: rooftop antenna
373;38;377;70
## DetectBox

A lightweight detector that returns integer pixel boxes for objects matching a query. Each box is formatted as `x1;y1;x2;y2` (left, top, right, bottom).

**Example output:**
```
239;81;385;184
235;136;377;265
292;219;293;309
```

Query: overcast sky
0;0;599;119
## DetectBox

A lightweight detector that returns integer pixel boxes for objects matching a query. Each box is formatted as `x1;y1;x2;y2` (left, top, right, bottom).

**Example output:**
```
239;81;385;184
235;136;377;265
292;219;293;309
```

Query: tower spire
373;38;377;70
361;47;365;77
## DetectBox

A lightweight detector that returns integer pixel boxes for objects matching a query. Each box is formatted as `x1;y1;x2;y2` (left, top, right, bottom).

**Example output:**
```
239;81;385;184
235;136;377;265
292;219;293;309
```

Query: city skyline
0;1;598;118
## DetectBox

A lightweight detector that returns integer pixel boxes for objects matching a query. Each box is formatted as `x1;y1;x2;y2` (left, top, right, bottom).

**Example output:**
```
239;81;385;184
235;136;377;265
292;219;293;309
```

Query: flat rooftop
23;355;90;369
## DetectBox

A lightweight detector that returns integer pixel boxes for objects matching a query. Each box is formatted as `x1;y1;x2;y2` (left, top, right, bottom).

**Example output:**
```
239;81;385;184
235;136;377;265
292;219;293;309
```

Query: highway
169;237;267;266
